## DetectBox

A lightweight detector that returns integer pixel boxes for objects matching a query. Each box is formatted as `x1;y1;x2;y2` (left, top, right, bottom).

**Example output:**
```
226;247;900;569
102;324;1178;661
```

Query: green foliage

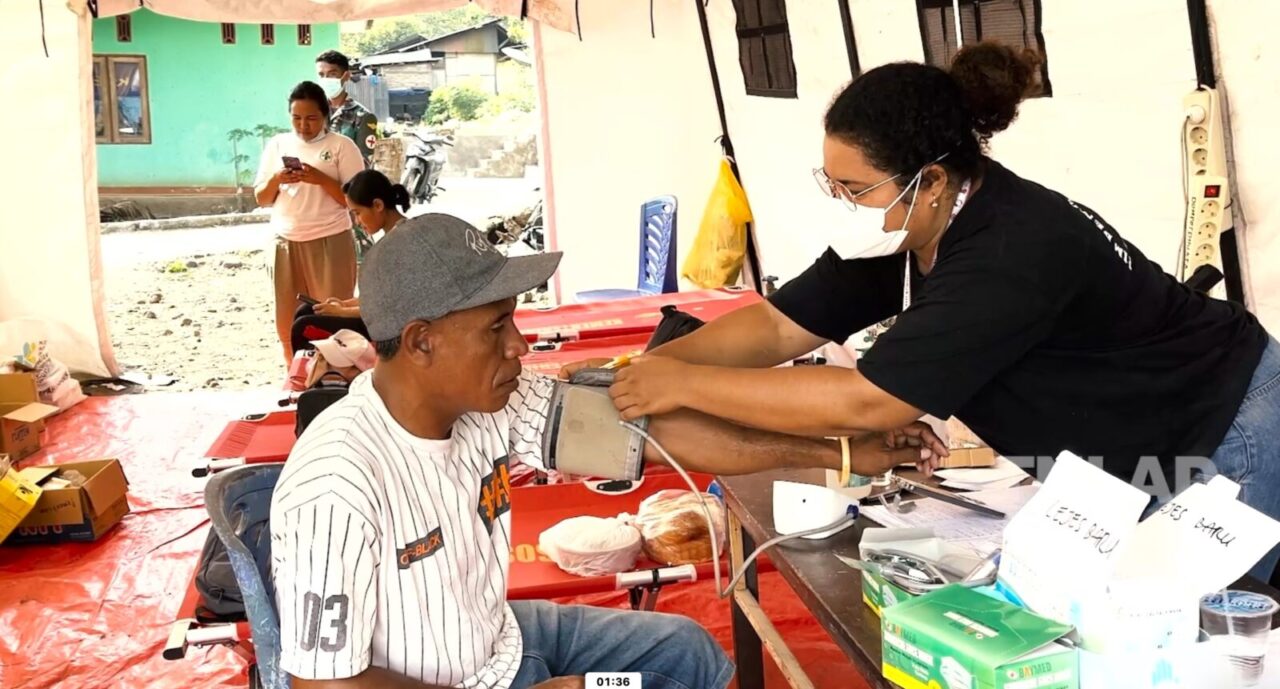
483;61;535;116
166;260;189;274
341;7;497;57
425;84;490;124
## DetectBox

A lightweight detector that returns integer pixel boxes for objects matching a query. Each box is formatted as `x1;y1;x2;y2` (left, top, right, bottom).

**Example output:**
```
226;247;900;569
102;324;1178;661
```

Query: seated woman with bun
289;169;410;352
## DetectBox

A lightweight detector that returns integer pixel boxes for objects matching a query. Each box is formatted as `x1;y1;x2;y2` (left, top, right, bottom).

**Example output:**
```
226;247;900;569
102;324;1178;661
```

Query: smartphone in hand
282;156;303;171
297;294;319;306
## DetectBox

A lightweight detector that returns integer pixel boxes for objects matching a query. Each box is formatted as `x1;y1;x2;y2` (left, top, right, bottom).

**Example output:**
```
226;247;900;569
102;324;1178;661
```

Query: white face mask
318;77;345;100
826;172;923;260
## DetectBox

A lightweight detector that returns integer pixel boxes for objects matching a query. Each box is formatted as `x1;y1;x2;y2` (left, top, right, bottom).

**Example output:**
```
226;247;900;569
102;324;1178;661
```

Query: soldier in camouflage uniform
316;50;380;262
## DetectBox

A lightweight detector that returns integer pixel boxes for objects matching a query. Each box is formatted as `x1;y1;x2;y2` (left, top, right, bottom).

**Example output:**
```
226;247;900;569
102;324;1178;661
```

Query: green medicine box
881;585;1079;689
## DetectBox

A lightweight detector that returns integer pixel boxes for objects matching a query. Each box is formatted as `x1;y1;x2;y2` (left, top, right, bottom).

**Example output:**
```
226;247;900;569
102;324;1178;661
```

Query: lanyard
903;178;972;311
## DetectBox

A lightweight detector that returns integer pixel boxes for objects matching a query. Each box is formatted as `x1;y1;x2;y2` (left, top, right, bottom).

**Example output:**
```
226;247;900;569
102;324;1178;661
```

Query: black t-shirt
770;159;1268;484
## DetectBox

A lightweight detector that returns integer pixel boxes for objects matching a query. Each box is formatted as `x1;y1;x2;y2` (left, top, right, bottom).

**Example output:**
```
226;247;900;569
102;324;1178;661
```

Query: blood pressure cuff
542;369;648;481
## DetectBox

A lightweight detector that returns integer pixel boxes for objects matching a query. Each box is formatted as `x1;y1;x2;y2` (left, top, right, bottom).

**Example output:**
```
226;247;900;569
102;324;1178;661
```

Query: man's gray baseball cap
358;213;562;342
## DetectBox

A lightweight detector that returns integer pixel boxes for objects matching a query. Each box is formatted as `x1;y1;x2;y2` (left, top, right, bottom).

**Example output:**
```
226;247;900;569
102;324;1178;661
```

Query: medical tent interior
1;0;1280;687
1;0;1278;377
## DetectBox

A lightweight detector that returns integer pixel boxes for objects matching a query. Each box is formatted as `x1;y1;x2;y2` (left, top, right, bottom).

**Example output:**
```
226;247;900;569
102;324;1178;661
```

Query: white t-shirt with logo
271;369;554;688
256;131;365;243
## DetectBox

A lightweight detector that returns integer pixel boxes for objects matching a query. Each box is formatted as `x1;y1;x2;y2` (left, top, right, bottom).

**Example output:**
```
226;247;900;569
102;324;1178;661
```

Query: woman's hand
609;356;693;420
850;422;948;477
558;358;613;380
315;298;360;319
296;163;332;186
275;167;303;185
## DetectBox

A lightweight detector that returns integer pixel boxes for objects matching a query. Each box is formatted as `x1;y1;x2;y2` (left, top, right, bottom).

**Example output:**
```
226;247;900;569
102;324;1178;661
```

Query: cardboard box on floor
0;454;43;542
0;373;58;461
4;459;130;545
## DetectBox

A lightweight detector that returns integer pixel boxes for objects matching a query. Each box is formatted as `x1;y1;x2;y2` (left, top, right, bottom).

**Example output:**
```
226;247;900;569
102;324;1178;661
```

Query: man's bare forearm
293;667;451;689
644;408;840;475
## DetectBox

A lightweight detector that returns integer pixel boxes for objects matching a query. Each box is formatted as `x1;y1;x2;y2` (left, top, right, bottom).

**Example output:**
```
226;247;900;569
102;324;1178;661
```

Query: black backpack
295;371;351;438
194;528;245;622
645;305;706;351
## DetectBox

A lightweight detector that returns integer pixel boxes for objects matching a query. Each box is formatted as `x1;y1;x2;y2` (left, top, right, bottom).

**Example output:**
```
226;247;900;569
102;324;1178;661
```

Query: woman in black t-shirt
569;43;1280;581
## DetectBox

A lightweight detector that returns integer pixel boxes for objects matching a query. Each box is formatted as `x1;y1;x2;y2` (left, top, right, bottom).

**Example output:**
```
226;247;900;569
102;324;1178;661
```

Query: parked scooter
487;192;549;304
401;130;453;205
486;194;544;253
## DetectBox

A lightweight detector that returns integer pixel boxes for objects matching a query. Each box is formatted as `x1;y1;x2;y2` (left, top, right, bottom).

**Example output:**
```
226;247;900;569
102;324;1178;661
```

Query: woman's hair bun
949;41;1041;140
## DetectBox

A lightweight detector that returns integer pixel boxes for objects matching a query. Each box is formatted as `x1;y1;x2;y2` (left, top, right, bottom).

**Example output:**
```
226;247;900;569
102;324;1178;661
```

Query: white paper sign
998;452;1152;628
1116;476;1280;595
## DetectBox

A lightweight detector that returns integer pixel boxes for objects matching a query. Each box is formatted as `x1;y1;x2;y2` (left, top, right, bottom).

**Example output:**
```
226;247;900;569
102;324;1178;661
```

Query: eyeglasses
812;167;903;213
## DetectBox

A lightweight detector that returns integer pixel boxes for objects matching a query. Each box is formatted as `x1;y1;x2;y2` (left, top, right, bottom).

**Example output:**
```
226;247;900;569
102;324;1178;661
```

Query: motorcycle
486;193;549;304
400;130;453;205
486;195;544;253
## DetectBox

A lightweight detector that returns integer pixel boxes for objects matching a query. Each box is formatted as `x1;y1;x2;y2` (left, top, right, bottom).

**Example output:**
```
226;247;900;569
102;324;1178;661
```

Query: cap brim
456;251;563;312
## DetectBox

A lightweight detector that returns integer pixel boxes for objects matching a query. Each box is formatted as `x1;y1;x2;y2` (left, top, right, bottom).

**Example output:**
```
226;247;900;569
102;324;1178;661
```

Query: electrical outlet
1181;88;1233;285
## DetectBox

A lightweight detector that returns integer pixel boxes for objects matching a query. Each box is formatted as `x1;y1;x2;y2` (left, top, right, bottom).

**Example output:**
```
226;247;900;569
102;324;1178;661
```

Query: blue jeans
1210;335;1280;582
509;600;734;689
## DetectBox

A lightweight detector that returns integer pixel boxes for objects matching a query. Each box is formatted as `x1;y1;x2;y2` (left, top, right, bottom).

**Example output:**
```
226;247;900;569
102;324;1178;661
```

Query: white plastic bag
15;340;85;412
634;490;727;565
538;515;642;577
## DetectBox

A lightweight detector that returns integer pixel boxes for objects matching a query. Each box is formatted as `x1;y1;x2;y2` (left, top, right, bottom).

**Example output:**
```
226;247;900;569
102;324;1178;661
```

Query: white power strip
1180;87;1233;298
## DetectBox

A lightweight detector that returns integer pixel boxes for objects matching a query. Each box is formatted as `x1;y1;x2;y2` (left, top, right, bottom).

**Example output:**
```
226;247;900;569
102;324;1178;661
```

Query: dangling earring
930;197;940;208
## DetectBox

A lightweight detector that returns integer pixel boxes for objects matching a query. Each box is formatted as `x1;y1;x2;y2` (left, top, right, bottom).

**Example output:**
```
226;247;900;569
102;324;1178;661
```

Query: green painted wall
93;11;339;187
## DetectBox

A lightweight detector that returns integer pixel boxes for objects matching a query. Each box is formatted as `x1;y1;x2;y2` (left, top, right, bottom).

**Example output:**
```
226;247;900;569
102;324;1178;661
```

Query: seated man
271;214;942;689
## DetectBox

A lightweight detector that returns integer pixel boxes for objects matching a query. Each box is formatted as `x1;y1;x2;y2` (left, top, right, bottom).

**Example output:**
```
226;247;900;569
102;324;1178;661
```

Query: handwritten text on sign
1043;500;1123;555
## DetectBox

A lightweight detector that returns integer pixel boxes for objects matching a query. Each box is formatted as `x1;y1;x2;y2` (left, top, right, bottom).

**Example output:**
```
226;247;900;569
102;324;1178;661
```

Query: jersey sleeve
272;459;381;680
504;370;555;471
857;236;1084;419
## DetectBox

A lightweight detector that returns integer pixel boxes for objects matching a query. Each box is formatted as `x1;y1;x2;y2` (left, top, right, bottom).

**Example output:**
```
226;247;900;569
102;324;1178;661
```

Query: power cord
620;421;857;599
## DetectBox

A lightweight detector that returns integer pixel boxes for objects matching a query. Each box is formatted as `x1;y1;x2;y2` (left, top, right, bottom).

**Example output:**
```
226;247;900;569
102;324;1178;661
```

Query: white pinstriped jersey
271;369;554;687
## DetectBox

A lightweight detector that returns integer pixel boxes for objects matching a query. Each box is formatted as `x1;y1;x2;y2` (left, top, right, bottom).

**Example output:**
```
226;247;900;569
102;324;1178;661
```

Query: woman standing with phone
254;80;365;362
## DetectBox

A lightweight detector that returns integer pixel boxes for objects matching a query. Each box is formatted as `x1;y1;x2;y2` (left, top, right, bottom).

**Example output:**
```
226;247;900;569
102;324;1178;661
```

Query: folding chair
576;196;678;302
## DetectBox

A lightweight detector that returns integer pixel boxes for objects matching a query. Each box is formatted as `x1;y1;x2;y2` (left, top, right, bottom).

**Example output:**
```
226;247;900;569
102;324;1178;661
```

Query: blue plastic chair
576;196;678;302
205;463;289;689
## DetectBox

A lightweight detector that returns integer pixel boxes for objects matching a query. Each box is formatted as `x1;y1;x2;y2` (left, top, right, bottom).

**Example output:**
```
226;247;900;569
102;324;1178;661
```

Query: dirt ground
101;178;543;392
104;231;284;392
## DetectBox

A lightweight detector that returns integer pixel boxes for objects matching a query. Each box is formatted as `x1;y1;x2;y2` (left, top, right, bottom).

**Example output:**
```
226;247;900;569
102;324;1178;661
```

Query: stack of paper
861;484;1040;558
934;456;1030;491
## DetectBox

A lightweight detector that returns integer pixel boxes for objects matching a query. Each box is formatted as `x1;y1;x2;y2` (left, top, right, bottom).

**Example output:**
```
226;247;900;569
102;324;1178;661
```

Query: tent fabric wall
535;0;723;299
0;1;117;377
1209;0;1280;335
536;0;1276;336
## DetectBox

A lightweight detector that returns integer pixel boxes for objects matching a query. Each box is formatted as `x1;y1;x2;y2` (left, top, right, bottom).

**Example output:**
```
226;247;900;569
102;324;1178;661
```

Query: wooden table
716;467;1280;689
719;467;893;689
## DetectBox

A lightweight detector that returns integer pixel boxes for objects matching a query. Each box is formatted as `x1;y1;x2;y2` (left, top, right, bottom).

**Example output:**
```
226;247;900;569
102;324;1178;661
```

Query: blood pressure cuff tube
542;369;648;481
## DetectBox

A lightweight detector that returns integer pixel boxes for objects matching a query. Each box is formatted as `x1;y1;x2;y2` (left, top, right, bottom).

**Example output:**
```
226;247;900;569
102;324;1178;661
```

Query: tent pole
694;0;764;294
836;0;861;77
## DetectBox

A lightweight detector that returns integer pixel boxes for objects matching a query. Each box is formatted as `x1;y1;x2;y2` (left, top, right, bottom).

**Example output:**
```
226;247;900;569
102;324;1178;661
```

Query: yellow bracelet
838;436;851;486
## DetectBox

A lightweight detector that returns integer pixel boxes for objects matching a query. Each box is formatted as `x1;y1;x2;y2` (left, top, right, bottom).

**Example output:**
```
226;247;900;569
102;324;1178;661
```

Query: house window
115;15;132;42
916;0;1052;96
93;55;151;145
730;0;798;98
221;23;236;45
261;24;275;46
298;24;312;46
